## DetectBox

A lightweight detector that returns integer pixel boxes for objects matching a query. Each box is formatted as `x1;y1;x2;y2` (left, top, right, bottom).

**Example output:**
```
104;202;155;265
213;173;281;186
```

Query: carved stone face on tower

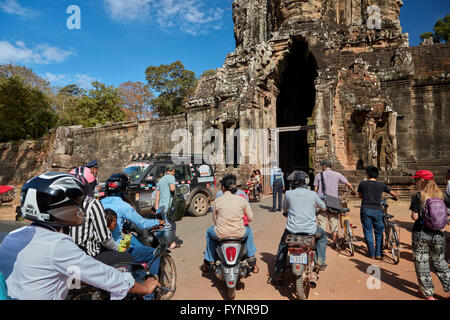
268;0;322;31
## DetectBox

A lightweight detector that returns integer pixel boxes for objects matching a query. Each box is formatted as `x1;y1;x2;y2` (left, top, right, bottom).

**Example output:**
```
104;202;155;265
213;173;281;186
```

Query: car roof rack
130;153;206;163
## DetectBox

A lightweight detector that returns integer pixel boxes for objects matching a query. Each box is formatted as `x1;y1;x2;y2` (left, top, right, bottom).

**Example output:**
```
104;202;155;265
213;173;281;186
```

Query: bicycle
381;196;400;264
323;190;355;256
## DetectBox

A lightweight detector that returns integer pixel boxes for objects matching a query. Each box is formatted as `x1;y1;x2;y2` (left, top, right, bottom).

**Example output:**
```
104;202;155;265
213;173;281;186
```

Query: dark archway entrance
276;40;318;180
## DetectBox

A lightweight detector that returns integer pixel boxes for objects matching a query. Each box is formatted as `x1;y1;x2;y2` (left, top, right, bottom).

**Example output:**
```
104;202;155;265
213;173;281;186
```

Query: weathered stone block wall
46;116;187;182
0;138;50;184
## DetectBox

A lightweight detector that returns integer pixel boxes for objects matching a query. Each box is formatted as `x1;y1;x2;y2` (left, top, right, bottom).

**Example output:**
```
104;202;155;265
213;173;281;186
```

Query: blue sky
0;0;448;89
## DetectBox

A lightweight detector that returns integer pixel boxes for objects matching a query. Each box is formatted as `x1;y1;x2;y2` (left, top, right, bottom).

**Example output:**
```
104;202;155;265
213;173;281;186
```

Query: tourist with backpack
409;170;450;300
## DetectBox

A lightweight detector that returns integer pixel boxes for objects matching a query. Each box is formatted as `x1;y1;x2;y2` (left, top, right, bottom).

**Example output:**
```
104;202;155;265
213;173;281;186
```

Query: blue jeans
360;207;385;257
274;226;327;277
128;236;161;300
158;206;176;246
272;181;283;210
204;226;256;263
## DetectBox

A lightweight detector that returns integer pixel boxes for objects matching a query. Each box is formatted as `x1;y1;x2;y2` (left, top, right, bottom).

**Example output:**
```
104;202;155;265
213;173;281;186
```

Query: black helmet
291;170;310;188
20;172;86;227
105;173;129;197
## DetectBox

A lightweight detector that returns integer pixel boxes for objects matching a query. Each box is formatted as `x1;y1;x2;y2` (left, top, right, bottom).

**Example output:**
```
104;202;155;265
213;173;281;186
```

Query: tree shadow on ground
260;252;298;300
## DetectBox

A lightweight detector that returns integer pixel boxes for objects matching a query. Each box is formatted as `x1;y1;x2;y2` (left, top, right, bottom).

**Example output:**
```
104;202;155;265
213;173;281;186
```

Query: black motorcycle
67;221;176;300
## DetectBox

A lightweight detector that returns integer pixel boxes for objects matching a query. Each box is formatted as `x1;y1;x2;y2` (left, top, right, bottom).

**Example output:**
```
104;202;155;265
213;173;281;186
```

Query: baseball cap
412;170;434;180
86;159;98;168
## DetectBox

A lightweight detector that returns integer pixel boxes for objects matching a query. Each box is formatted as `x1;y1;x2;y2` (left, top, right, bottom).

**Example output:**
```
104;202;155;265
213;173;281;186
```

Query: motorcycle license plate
289;253;307;264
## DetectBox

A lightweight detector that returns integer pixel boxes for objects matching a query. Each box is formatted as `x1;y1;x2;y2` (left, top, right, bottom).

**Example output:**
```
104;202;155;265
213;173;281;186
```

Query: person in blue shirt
0;272;7;300
270;163;285;212
273;171;327;283
101;173;164;299
155;165;177;249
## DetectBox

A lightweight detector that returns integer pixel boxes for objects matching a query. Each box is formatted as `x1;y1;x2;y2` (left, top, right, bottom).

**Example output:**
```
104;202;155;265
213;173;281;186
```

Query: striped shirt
69;198;114;257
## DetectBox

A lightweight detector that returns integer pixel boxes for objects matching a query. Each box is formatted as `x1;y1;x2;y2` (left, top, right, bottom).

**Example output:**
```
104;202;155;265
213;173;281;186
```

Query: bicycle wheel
344;220;355;256
389;227;400;265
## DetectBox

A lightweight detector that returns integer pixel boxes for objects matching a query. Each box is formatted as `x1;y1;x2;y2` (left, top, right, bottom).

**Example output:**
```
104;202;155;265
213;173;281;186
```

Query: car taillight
225;247;236;262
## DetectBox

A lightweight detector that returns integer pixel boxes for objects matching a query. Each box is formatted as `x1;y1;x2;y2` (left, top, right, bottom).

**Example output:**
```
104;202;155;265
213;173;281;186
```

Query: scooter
285;233;318;300
213;238;256;299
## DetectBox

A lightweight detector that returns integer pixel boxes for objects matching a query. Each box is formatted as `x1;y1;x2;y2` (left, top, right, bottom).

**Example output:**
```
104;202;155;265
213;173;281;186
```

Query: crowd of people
0;158;449;300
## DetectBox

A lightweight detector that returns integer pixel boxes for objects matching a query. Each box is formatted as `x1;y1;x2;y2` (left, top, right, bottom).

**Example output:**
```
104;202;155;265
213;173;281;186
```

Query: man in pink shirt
314;159;356;247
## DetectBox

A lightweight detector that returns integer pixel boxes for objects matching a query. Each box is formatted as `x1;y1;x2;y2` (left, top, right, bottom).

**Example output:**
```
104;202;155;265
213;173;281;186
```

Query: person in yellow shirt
200;174;258;273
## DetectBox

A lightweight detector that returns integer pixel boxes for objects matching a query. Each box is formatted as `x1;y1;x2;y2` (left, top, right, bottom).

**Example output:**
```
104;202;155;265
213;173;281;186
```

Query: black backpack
167;185;186;222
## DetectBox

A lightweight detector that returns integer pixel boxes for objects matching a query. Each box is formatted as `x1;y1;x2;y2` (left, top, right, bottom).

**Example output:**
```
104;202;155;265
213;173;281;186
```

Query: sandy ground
1;194;449;300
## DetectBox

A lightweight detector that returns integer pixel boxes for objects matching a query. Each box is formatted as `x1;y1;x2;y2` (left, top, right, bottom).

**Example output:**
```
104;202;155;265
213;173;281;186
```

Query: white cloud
104;0;153;22
44;73;98;90
103;0;226;35
0;41;74;64
0;0;38;19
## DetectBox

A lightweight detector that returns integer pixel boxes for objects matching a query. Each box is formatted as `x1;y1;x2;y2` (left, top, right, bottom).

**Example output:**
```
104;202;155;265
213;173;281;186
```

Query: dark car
124;154;216;217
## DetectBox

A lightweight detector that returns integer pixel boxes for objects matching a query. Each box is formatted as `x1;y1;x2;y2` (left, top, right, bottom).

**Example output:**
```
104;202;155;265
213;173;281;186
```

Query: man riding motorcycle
100;173;165;295
200;174;256;272
0;172;160;300
273;171;328;282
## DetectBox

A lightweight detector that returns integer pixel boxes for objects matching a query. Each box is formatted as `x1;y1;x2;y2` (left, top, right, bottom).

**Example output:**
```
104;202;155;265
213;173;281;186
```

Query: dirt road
1;195;449;300
169;196;450;300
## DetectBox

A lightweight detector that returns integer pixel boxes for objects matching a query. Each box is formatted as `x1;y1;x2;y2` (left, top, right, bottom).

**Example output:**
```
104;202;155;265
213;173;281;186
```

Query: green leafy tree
0;63;50;93
420;14;450;43
200;69;217;78
145;60;197;117
76;81;125;127
433;14;450;43
420;32;434;41
0;76;56;141
52;84;86;127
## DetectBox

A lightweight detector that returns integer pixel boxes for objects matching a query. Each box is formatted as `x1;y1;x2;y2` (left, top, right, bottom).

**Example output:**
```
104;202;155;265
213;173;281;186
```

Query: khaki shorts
317;210;339;233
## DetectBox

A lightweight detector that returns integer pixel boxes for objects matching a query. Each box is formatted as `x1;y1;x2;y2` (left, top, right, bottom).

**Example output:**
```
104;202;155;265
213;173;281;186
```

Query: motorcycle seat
219;237;244;242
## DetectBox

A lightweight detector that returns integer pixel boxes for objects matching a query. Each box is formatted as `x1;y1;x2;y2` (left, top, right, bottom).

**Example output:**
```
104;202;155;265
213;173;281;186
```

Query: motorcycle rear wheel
155;253;177;300
295;265;309;300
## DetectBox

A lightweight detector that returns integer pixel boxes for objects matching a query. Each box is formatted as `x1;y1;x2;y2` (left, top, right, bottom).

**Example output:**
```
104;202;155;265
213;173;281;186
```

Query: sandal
200;262;213;273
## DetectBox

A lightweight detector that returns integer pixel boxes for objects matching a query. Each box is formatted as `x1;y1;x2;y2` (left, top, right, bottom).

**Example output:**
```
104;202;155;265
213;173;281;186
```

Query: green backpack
167;185;186;222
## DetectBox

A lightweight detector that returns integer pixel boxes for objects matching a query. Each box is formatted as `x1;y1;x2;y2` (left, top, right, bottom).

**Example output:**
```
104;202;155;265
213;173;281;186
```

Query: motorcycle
243;181;261;202
67;222;176;300
213;237;256;299
285;233;319;300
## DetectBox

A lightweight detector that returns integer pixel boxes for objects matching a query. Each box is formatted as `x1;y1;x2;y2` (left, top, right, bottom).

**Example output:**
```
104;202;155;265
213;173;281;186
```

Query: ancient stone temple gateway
45;0;449;192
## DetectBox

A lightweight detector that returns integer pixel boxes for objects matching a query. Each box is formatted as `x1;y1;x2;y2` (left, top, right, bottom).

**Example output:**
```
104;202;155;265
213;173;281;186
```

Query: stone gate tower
186;0;449;188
